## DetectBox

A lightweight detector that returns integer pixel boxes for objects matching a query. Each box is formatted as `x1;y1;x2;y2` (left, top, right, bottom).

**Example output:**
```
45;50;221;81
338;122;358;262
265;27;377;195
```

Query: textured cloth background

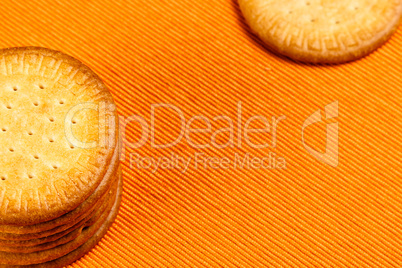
1;0;401;267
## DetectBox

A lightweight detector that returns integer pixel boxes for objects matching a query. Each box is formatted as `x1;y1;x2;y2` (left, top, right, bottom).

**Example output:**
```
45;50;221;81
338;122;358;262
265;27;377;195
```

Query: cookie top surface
238;0;402;63
0;47;117;225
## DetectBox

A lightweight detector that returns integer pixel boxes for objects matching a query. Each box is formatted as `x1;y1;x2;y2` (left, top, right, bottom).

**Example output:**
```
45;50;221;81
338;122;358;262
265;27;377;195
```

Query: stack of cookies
0;47;121;267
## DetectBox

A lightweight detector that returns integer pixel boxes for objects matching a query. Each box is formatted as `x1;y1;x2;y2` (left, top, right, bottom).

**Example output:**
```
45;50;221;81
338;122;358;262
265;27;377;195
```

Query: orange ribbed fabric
1;1;401;267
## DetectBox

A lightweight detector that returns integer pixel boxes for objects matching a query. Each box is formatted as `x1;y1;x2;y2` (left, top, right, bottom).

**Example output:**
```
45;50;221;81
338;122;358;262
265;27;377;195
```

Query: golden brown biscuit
0;47;118;225
238;0;402;63
0;47;121;267
0;172;122;267
0;147;121;238
0;169;120;248
0;180;114;253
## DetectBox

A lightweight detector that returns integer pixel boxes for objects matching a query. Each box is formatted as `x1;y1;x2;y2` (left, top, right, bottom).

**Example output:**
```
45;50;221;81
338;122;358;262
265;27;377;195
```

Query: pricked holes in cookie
49;117;55;123
59;100;64;105
72;119;77;125
39;85;45;89
49;138;54;143
6;105;11;109
28;131;33;136
52;165;58;170
28;174;34;179
33;101;39;107
1;177;5;181
2;128;6;132
9;148;14;152
70;145;75;149
33;155;39;159
13;86;18;92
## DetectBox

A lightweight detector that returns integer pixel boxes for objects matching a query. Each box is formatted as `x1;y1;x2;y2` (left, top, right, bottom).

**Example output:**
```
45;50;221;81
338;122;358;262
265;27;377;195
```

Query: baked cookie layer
0;172;122;267
0;170;122;265
0;167;120;249
238;0;402;63
0;141;121;236
0;47;119;225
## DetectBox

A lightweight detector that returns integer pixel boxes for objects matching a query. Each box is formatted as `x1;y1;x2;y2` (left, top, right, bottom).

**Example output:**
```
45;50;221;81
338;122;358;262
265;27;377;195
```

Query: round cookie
0;173;122;267
0;169;120;248
0;182;114;253
0;170;116;241
0;47;118;225
0;146;121;237
238;0;402;63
